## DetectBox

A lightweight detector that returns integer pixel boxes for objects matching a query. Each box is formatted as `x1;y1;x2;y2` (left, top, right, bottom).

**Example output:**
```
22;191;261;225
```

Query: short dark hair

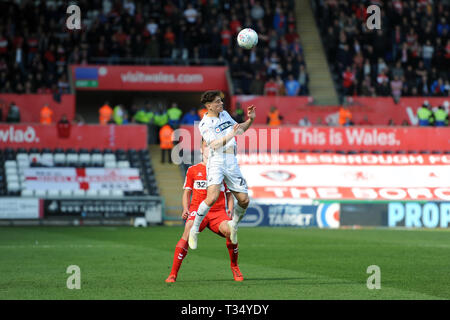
200;90;224;104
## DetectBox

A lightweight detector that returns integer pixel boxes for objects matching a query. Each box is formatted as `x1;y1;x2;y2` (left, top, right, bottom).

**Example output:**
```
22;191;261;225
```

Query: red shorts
187;210;231;237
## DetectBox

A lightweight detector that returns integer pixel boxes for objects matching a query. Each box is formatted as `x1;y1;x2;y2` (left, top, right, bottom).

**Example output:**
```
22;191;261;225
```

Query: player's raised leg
189;184;221;249
228;191;250;245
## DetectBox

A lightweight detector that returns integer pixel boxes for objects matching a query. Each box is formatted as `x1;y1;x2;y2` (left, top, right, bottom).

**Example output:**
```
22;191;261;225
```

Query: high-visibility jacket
154;112;169;127
339;108;352;126
434;108;448;126
99;104;113;125
159;124;174;149
40;106;53;124
417;107;432;126
267;110;281;126
113;106;124;125
167;106;182;121
134;110;152;123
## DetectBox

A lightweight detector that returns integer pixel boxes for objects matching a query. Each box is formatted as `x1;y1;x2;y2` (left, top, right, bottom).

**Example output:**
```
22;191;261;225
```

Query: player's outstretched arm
238;105;256;133
209;123;241;150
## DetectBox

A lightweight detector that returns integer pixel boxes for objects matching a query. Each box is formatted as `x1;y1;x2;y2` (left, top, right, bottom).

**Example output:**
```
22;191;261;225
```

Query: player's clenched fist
247;105;256;120
181;209;190;220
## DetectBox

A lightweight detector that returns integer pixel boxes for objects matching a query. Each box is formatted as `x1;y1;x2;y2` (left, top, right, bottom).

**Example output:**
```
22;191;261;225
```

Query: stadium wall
231;96;450;126
0;124;147;150
0;94;75;123
178;125;450;152
0;196;163;226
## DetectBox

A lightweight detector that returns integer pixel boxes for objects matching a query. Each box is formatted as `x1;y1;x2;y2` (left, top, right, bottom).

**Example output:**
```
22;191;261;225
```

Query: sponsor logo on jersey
215;121;233;133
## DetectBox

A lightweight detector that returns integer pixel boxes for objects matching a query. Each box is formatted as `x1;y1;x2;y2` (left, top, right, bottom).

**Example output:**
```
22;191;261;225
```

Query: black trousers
161;148;172;163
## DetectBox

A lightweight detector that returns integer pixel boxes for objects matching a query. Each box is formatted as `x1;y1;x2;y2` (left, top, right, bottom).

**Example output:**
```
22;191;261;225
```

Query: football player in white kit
189;90;256;250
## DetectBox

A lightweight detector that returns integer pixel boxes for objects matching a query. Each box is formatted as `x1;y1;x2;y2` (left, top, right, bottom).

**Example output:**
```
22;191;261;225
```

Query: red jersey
183;163;228;213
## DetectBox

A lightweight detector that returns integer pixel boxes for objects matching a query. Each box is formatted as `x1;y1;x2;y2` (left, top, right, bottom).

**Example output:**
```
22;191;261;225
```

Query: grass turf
0;226;449;300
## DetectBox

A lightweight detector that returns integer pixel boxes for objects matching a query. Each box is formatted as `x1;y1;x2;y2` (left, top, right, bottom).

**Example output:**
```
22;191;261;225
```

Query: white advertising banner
24;168;143;191
0;198;40;219
238;153;450;201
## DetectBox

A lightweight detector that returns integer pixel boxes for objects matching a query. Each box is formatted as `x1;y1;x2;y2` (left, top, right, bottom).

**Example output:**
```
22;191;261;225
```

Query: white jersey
198;110;248;193
198;110;237;155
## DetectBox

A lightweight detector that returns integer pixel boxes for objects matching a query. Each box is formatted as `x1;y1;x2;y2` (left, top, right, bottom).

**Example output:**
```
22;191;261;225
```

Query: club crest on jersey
215;121;232;133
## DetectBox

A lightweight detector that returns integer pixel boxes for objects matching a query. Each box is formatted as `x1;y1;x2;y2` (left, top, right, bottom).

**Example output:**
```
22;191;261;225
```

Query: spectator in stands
338;105;352;126
314;0;449;100
159;123;174;164
0;0;307;98
57;114;71;138
390;76;403;103
285;74;300;96
40;104;53;125
73;114;85;125
122;111;130;125
422;40;434;70
361;76;374;96
298;65;309;95
342;66;355;96
298;116;311;127
180;108;200;125
267;106;283;126
275;75;286;96
183;3;199;25
99;101;113;125
431;78;446;96
249;71;265;95
264;76;280;96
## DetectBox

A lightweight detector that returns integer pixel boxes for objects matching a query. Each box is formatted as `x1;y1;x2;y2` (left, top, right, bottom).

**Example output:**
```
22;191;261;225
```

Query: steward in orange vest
159;124;174;163
40;104;53;125
266;106;282;126
339;105;352;126
99;102;113;125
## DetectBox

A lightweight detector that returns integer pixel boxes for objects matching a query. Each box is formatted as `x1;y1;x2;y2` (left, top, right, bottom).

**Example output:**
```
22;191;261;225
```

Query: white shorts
206;154;248;193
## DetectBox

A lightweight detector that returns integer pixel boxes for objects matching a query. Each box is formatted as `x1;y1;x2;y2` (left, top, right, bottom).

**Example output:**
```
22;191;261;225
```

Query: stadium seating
0;148;159;197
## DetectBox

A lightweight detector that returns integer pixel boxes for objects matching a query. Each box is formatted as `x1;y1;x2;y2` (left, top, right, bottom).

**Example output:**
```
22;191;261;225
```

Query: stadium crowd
313;0;450;100
0;0;308;97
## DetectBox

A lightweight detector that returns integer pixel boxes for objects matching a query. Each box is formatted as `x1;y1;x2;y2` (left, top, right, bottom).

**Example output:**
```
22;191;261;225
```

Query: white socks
232;203;247;226
192;201;211;232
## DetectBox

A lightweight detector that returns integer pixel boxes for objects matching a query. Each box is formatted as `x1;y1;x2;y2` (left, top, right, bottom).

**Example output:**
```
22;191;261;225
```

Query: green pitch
0;226;449;300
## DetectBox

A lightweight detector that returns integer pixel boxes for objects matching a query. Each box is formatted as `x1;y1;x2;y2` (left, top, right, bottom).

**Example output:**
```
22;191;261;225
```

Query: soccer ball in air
237;28;258;49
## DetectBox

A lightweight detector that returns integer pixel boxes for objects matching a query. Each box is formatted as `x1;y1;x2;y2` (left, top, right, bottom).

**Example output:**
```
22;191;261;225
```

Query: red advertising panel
238;153;450;201
232;96;450;126
71;65;229;92
0;94;75;123
0;124;147;150
178;125;450;152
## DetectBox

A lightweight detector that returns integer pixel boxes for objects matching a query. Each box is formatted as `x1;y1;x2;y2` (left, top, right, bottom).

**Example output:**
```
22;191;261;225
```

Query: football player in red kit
165;140;244;283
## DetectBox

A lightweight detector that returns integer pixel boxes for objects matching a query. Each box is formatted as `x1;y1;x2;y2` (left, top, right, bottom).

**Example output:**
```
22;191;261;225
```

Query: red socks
226;239;239;267
169;238;189;276
169;238;239;278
